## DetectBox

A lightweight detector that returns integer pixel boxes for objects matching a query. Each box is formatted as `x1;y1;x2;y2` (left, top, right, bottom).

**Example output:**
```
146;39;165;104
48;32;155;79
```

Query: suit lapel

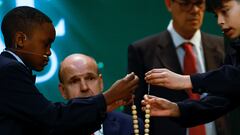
156;31;183;74
201;33;221;70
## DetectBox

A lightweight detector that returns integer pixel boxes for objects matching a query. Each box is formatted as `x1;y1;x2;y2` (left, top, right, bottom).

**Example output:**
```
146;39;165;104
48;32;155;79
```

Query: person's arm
142;94;237;128
0;62;138;134
0;62;106;133
145;65;240;96
174;94;237;127
191;65;240;96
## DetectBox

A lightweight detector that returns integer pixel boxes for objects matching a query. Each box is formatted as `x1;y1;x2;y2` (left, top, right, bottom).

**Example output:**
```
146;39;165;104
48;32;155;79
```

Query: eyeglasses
173;0;205;11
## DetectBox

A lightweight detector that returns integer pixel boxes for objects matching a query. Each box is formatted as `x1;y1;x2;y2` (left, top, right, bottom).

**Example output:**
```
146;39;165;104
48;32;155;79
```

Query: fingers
142;95;149;106
141;95;155;110
145;69;167;84
123;72;139;86
124;72;135;81
124;73;139;93
144;94;156;99
143;94;157;102
129;74;139;87
145;68;168;76
124;72;139;84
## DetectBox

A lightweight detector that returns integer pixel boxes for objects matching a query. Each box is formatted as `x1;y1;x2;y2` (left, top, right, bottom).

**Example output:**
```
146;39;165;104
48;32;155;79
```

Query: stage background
0;1;238;134
0;0;221;101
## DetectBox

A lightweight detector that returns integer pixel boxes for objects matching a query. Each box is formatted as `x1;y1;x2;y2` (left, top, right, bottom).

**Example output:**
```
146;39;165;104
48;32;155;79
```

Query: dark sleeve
191;65;240;96
172;95;237;127
0;63;106;133
124;44;147;118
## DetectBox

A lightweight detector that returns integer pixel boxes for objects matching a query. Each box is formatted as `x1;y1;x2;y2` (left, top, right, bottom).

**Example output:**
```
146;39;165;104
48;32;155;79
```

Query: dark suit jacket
103;111;144;135
0;51;107;135
124;30;225;135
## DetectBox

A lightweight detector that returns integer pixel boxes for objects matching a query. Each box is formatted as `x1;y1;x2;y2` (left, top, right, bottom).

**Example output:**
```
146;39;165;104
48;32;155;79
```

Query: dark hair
206;0;239;13
1;6;52;47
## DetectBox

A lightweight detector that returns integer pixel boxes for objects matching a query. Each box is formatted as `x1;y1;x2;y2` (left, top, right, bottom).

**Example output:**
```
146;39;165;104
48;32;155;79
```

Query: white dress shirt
167;20;216;135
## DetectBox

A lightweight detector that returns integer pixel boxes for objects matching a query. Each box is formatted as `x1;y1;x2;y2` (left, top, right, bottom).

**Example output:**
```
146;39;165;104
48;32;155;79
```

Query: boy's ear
99;74;104;91
15;32;27;48
58;83;67;99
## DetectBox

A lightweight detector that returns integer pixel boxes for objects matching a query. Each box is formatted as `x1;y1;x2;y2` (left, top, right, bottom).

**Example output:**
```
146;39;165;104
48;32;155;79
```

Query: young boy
0;6;138;135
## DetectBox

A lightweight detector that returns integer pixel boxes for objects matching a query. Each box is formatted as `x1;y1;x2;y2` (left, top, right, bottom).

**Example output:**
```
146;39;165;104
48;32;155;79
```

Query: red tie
183;43;206;135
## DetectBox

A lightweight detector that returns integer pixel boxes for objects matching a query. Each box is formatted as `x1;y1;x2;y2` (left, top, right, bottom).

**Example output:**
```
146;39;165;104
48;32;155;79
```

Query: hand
141;95;180;117
145;68;192;90
103;72;139;105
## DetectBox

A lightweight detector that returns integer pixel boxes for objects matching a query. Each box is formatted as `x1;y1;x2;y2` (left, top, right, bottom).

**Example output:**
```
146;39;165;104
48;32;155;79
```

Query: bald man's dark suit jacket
103;111;144;135
124;30;225;135
0;51;106;135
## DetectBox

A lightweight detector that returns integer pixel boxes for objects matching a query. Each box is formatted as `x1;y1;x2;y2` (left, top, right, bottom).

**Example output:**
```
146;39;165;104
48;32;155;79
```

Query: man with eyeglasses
172;0;205;11
124;0;228;135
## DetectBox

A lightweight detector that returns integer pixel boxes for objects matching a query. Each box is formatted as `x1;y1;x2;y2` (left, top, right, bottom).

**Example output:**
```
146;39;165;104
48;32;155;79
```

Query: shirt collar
167;20;201;48
3;49;26;66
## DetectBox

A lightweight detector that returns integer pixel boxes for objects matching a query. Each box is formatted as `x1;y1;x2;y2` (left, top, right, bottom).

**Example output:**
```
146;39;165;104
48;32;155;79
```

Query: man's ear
58;83;67;99
15;32;27;49
99;74;104;92
164;0;172;11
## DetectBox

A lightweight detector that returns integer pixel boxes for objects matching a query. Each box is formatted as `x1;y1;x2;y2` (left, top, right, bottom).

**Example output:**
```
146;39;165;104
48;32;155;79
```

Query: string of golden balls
131;84;151;135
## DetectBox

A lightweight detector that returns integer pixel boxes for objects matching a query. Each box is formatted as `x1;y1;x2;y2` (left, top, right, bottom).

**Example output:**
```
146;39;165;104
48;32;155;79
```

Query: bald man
58;54;144;135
